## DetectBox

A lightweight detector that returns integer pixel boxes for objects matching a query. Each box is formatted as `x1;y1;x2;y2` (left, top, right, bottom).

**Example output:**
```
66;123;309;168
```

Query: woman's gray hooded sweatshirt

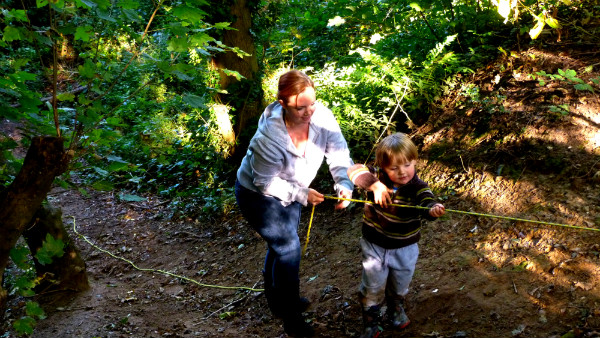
237;101;354;206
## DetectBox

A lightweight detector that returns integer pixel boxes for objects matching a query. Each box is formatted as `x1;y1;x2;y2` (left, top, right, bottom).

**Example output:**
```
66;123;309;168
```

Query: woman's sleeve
347;164;378;189
323;116;354;194
249;139;309;206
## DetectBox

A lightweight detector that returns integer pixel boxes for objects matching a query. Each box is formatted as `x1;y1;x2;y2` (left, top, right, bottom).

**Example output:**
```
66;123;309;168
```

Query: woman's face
279;86;317;127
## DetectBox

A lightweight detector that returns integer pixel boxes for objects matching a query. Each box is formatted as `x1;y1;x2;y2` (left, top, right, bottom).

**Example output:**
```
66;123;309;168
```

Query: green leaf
78;59;96;79
35;32;53;46
107;155;128;163
222;69;244;81
57;92;75;101
75;26;92;41
119;193;147;202
122;8;141;22
93;166;109;176
128;176;142;184
214;22;233;29
117;0;140;9
15;276;35;292
171;5;207;22
545;17;561;29
12;58;31;70
50;0;66;9
96;7;116;22
10;246;31;270
57;23;77;35
513;261;529;271
190;32;214;47
409;2;422;11
25;301;46;319
3;26;23;42
92;180;114;191
186;0;209;5
182;94;206;108
21;288;36;297
172;70;193;81
106;117;127;127
108;161;128;172
7;9;29;22
574;84;594;92
13;317;36;335
35;233;65;265
218;311;235;320
55;178;70;189
89;0;110;10
230;47;250;58
11;71;37;82
77;0;96;8
167;37;188;52
78;187;90;197
168;22;188;36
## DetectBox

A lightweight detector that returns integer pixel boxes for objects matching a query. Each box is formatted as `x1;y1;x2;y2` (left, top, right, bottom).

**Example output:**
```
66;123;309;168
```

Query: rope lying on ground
71;216;264;292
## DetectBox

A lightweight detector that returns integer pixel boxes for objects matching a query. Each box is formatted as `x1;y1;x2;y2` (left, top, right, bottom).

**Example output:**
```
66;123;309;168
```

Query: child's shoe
387;298;410;329
360;305;384;338
360;325;383;338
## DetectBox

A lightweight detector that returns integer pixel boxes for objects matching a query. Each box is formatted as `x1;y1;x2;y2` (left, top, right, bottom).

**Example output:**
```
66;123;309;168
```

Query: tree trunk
23;204;89;293
211;0;263;144
0;136;70;315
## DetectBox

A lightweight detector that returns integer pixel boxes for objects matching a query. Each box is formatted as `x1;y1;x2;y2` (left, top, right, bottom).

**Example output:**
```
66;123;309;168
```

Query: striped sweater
348;164;439;249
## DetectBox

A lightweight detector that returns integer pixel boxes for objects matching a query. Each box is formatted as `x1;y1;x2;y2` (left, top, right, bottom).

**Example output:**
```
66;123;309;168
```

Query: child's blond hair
375;132;418;168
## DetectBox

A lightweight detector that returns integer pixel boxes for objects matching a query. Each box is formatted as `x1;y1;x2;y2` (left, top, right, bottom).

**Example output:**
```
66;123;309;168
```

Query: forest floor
3;22;600;338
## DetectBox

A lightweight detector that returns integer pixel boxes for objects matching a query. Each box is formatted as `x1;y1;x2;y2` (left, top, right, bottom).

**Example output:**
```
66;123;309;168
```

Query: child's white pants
359;238;419;308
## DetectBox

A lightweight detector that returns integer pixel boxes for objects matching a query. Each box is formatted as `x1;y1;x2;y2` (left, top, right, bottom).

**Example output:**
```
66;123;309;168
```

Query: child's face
383;158;416;186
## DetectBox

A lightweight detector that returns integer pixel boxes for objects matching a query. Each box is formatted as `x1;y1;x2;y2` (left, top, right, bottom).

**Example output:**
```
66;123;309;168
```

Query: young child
347;132;445;338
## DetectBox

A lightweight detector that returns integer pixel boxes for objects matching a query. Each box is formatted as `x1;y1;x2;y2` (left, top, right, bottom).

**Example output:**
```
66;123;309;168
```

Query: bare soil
3;22;600;338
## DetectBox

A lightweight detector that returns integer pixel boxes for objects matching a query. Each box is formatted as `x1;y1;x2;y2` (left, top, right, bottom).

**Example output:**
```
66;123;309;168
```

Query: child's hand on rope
369;181;393;208
429;203;445;217
334;189;352;210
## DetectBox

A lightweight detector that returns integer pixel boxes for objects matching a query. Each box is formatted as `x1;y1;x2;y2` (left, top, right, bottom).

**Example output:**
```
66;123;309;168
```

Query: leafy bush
7;234;64;335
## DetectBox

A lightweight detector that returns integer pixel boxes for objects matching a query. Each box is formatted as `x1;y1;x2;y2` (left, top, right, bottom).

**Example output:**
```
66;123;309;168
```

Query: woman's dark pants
235;180;302;317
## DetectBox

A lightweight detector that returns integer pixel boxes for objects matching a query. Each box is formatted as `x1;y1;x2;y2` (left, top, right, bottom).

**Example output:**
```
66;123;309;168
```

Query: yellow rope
72;192;596;294
302;204;316;256
71;216;264;292
322;195;600;232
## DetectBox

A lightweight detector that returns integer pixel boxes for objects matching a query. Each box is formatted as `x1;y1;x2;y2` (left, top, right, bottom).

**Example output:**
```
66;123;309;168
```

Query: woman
235;70;353;337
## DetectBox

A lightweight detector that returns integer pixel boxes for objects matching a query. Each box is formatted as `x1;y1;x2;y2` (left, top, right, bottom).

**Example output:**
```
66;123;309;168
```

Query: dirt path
11;163;600;338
